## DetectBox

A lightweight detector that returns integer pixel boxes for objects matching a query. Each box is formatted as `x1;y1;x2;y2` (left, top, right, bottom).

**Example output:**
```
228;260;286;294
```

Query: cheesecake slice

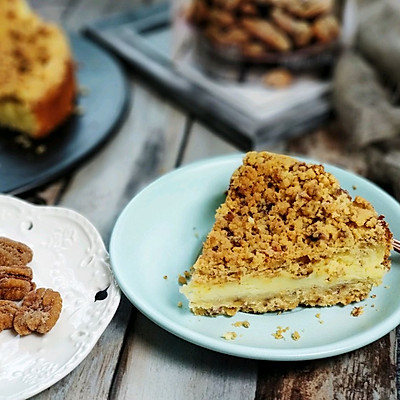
181;151;392;316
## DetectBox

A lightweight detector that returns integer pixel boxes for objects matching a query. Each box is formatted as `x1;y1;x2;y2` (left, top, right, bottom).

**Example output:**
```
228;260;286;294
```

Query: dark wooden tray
85;2;333;150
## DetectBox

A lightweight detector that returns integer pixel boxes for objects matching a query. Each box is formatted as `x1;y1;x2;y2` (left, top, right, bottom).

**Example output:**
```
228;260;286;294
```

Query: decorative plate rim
0;194;121;399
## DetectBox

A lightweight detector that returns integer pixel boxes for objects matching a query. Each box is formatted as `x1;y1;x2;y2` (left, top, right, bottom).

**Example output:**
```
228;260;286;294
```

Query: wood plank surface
32;79;188;399
112;313;257;400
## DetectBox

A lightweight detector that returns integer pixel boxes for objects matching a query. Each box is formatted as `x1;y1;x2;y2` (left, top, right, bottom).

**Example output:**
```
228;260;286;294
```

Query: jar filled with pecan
186;0;344;76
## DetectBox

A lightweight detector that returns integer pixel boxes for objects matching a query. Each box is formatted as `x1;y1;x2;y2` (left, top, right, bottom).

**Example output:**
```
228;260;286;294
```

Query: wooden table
15;1;398;398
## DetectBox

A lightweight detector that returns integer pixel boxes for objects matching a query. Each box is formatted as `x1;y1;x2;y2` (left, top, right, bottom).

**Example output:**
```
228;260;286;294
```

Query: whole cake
0;0;76;138
181;151;393;316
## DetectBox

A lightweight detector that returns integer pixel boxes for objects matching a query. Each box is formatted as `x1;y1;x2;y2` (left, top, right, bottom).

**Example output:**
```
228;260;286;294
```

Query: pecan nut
0;300;19;332
0;237;33;266
0;265;35;301
13;288;62;336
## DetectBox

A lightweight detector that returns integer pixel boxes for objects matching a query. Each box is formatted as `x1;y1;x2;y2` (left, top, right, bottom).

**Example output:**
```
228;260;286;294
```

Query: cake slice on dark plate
0;0;76;139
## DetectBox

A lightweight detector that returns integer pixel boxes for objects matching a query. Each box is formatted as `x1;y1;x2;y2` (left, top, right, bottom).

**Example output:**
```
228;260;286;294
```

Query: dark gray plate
0;33;129;195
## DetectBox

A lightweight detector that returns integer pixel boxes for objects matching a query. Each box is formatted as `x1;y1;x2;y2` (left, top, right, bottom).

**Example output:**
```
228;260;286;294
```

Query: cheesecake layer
182;246;387;315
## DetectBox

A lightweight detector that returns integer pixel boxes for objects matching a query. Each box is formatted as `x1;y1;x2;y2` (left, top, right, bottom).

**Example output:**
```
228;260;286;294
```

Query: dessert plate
110;153;400;361
0;33;129;195
0;195;120;400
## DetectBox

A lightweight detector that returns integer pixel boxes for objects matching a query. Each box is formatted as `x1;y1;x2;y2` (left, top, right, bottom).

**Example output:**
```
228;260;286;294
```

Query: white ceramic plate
110;153;400;361
0;195;120;400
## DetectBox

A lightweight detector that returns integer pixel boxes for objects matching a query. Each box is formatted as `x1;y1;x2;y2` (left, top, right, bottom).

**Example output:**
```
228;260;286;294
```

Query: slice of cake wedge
181;151;393;316
0;0;76;138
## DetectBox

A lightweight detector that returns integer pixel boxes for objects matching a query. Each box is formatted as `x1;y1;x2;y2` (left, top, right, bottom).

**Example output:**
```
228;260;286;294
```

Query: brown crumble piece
272;326;289;340
352;185;357;190
233;320;250;328
14;134;32;149
184;270;191;279
177;301;183;308
163;275;168;280
222;331;237;340
178;275;187;285
291;331;301;341
371;294;376;298
371;304;375;308
351;306;364;317
35;144;47;155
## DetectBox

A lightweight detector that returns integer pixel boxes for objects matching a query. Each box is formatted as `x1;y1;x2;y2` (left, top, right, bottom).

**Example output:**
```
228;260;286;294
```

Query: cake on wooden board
0;0;76;138
181;151;392;316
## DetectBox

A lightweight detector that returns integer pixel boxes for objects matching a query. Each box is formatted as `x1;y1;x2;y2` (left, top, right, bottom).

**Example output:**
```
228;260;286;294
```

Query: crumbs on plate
222;331;237;341
233;320;250;328
291;331;301;341
351;306;364;317
315;313;324;324
178;274;187;285
272;326;290;340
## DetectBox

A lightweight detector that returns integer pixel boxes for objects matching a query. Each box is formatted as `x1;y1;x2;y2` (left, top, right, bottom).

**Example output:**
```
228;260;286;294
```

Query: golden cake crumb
315;313;324;324
291;331;301;341
351;306;364;317
163;275;168;280
222;331;237;340
233;320;250;328
177;301;183;308
272;326;289;339
178;275;187;285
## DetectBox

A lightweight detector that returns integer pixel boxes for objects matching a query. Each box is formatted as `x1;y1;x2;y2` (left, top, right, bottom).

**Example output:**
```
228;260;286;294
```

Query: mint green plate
110;154;400;360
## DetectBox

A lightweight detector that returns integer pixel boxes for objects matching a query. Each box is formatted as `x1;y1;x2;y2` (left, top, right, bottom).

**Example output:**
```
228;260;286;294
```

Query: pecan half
0;265;35;300
0;237;33;266
0;300;19;332
13;288;62;335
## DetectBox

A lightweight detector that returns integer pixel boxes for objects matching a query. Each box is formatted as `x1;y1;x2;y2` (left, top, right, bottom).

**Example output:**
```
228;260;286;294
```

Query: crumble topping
191;151;392;284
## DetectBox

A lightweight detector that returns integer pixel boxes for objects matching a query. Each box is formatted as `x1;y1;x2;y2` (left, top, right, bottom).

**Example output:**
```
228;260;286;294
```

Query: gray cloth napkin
333;0;400;199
